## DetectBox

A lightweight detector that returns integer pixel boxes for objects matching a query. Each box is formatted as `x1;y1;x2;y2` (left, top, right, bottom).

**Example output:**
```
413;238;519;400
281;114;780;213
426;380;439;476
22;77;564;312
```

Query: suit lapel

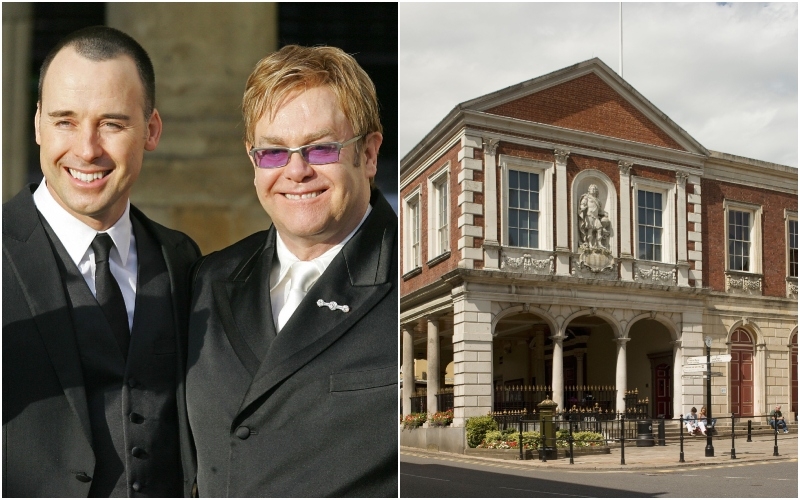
212;230;276;377
237;192;396;415
2;187;92;447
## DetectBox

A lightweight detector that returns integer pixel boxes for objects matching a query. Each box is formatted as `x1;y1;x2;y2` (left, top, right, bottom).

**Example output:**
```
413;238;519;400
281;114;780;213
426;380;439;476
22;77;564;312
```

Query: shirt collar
33;178;133;267
271;204;372;290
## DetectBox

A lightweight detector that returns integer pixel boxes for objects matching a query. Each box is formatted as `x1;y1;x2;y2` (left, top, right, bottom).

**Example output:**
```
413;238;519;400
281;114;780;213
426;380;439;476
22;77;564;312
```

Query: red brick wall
486;73;685;151
400;142;461;296
702;179;797;296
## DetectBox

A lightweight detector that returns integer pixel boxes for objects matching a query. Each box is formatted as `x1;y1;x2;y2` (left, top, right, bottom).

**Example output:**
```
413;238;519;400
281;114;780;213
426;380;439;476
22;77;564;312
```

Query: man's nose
282;150;315;182
74;126;103;162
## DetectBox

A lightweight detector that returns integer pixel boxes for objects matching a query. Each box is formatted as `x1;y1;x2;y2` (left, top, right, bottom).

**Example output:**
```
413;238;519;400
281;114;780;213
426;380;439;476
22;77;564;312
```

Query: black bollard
730;413;737;459
568;412;574;465
519;416;524;461
620;414;626;466
658;418;666;446
679;414;685;463
747;420;752;442
773;416;779;457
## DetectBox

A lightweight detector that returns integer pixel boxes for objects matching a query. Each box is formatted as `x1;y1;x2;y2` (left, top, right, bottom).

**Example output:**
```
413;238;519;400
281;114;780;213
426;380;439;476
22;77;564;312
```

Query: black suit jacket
186;189;398;497
2;185;200;497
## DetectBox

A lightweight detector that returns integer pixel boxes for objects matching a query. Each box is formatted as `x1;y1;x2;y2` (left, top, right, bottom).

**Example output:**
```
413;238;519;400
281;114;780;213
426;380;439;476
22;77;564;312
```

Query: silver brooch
316;299;350;313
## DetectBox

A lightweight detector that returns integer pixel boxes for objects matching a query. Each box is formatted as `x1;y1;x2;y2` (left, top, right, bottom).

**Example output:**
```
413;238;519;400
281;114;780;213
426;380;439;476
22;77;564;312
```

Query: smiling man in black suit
3;27;199;497
186;45;398;497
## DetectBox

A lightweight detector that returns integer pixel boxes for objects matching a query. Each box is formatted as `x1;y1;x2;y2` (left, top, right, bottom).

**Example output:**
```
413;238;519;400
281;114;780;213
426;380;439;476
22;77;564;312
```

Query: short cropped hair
242;45;382;146
38;26;156;119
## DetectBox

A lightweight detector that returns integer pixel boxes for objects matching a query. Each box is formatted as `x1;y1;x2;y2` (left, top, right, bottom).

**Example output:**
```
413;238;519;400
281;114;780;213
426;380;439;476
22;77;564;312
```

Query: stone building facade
400;59;798;427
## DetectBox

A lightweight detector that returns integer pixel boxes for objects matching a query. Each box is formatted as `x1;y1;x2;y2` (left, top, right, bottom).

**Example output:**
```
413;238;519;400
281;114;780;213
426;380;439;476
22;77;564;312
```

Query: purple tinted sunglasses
249;135;362;169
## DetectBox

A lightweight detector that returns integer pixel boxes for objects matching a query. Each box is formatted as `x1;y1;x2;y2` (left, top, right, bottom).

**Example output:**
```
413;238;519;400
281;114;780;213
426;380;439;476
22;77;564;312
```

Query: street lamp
704;335;714;457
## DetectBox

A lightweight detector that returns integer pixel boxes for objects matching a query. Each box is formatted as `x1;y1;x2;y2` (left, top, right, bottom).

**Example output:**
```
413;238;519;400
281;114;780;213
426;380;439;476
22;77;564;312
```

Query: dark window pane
510;189;519;208
509;229;518;247
509;170;518;189
509;209;518;228
530;212;539;230
520;192;529;209
519;231;529;248
531;230;539;248
520;172;529;190
531;192;539;211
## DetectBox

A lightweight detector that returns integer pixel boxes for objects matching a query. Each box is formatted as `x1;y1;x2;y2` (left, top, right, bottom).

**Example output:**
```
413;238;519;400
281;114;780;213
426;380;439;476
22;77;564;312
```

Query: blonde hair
242;45;382;147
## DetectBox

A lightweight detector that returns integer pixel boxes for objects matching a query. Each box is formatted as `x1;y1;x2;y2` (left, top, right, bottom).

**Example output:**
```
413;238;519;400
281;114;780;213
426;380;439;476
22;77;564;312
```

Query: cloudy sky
399;2;798;168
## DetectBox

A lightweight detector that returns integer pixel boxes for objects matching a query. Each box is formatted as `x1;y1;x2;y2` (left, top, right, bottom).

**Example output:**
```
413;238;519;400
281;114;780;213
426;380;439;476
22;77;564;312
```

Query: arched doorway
730;328;755;416
791;332;798;420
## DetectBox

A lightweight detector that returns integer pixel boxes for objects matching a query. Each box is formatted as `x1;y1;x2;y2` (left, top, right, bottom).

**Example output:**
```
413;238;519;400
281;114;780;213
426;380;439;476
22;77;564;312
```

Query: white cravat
276;261;321;332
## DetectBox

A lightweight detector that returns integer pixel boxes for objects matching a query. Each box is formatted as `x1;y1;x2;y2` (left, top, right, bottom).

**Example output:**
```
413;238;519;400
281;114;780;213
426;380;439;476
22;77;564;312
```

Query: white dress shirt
33;179;138;331
270;205;372;331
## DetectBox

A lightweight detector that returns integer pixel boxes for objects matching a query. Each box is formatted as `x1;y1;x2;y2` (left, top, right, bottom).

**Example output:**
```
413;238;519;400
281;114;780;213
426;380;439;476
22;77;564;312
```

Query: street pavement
400;433;797;471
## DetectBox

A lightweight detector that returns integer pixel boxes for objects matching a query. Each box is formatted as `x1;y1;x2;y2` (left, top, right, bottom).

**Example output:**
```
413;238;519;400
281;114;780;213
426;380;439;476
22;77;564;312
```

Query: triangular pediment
460;58;706;154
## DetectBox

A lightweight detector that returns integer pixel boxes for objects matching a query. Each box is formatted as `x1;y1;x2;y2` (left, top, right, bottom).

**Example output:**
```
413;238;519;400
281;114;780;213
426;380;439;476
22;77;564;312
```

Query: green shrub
466;415;498;448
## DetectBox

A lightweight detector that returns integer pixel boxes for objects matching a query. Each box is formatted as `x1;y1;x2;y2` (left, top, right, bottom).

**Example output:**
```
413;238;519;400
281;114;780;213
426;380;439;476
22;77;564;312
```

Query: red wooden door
791;333;798;419
730;329;754;416
654;363;671;418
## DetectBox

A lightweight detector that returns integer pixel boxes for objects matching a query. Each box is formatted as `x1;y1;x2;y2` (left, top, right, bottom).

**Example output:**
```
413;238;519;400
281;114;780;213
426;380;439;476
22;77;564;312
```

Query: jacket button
129;412;144;424
128;378;138;388
132;481;141;492
75;472;92;483
235;426;251;439
131;446;144;458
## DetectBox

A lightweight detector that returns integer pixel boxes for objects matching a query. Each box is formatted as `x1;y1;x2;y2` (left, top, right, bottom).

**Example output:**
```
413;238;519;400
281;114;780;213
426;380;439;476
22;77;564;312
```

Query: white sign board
682;364;707;373
686;354;732;365
682;372;723;378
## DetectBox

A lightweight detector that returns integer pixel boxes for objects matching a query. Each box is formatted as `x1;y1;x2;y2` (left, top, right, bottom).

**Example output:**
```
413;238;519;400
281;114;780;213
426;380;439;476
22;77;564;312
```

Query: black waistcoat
41;215;183;498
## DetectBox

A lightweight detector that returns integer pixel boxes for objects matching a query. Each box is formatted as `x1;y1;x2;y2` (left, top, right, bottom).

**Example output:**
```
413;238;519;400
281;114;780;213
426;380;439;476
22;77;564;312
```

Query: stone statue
578;184;611;250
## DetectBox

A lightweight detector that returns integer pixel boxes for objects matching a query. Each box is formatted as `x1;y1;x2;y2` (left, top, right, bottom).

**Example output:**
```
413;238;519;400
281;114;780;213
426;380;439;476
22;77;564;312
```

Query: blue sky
400;2;798;168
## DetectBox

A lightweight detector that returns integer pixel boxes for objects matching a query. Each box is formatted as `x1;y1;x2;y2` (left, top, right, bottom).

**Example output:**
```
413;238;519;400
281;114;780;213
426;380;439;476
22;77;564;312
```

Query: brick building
399;59;798;429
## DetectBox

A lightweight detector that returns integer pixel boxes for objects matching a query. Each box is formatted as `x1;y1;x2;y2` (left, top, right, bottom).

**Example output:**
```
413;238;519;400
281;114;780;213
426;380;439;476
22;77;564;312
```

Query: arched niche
571;169;618;257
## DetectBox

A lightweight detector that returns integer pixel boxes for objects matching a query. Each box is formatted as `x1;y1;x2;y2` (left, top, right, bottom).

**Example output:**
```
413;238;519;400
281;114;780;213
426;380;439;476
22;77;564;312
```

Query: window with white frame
638;190;663;261
427;166;450;260
632;177;675;264
403;190;421;272
499;155;553;250
724;200;762;274
788;213;798;278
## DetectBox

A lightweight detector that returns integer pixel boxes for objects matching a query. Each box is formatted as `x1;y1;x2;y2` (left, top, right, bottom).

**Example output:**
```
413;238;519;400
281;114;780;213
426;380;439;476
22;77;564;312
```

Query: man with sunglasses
186;45;397;497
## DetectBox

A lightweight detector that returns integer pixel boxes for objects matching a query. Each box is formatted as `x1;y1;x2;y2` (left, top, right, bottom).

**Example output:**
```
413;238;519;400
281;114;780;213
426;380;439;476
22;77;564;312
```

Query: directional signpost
686;354;732;365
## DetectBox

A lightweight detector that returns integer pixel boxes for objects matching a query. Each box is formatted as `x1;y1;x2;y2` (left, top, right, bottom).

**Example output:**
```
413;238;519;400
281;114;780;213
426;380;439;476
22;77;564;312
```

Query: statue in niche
578;184;612;250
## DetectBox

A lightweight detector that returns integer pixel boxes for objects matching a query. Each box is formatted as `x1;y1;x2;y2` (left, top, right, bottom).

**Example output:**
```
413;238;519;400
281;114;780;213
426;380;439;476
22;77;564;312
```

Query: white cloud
400;2;798;167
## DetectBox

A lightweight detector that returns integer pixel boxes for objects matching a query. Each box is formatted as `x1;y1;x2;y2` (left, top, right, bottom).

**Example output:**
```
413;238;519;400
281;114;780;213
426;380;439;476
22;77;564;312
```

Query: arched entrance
730;328;755;416
627;318;675;418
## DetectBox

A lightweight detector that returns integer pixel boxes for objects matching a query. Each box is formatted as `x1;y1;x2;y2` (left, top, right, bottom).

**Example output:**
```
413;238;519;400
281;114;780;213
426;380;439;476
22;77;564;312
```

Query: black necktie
91;233;130;359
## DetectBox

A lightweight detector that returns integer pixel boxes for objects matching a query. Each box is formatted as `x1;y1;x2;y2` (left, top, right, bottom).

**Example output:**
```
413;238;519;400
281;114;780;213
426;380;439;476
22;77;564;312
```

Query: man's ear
361;132;382;179
34;103;42;145
145;109;163;151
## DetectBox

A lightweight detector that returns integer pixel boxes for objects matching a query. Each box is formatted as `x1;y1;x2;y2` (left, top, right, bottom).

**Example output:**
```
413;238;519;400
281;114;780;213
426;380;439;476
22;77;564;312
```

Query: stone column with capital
615;338;630;412
482;137;501;269
676;171;690;286
402;325;415;418
426;316;442;416
551;333;566;410
619;161;634;281
554;149;571;275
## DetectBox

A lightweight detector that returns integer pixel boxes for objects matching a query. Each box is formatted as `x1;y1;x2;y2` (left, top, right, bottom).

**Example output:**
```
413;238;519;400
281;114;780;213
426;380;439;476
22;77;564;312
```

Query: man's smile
68;167;111;183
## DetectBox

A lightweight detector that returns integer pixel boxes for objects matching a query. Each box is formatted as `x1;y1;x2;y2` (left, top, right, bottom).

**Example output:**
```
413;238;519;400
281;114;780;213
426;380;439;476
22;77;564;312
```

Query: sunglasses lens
254;148;289;168
304;144;340;164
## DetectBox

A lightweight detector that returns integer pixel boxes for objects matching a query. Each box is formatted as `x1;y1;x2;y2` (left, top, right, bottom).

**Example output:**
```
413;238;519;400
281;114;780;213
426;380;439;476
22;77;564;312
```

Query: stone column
426;315;442;415
108;3;278;253
554;149;571;275
619;161;634;281
671;339;682;416
676;171;690;286
402;325;415;418
755;343;767;416
615;338;630;412
550;333;566;410
451;291;493;427
482;137;500;271
2;3;33;202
